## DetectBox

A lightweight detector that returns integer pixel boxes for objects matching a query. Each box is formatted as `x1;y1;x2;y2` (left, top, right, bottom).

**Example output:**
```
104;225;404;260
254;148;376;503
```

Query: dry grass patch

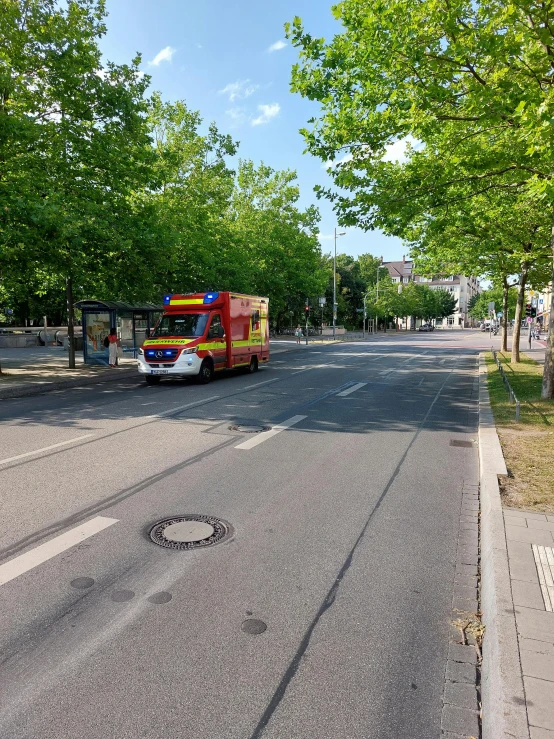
485;352;554;513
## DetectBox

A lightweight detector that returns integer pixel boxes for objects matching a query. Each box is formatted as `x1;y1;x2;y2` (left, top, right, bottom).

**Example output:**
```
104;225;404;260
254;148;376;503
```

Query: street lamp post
333;228;346;339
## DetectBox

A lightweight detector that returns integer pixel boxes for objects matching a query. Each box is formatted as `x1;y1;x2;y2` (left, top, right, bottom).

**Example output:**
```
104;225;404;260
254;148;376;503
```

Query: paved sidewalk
0;346;137;400
504;508;554;738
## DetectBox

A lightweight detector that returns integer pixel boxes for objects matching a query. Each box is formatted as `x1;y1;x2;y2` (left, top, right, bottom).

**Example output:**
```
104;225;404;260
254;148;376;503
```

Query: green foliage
0;0;326;328
469;288;518;320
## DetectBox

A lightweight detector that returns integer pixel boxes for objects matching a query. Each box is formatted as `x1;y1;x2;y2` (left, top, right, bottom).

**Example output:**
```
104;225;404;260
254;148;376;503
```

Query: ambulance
137;292;270;385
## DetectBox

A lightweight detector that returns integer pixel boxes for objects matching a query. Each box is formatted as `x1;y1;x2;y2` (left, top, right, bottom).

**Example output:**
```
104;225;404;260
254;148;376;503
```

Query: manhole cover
149;515;231;550
230;424;271;433
241;618;267;635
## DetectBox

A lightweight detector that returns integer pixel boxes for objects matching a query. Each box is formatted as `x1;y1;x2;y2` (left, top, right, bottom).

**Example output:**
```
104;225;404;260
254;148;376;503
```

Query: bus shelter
75;300;163;365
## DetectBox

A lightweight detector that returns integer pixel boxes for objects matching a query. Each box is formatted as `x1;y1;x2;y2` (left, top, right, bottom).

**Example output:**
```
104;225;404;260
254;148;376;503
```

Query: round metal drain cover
231;424;271;433
149;515;231;550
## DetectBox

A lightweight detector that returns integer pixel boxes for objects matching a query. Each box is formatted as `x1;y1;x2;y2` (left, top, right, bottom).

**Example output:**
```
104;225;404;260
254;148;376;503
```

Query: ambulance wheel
248;356;259;373
198;359;214;384
145;375;161;386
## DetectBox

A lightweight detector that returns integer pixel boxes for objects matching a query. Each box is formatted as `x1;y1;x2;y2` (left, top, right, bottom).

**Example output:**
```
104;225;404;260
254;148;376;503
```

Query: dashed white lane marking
0;435;95;466
337;382;367;397
0;516;119;587
235;415;307;450
153;397;220;419
439;358;446;365
243;379;279;390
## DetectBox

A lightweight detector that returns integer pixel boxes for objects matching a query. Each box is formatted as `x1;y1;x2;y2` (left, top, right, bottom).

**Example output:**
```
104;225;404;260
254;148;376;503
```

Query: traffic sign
497;311;503;318
527;317;533;324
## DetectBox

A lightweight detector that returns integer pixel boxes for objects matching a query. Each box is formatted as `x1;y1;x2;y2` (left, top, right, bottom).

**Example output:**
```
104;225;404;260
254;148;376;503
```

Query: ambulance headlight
182;347;198;354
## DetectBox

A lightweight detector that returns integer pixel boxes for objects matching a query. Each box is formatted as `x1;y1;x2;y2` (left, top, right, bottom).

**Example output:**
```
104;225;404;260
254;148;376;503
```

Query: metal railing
492;348;521;420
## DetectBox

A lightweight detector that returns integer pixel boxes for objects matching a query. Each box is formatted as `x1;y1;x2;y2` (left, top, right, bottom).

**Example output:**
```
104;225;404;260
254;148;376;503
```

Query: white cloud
381;136;418;162
219;79;259;102
268;39;287;53
251;102;280;126
225;107;248;126
323;151;354;169
148;46;176;66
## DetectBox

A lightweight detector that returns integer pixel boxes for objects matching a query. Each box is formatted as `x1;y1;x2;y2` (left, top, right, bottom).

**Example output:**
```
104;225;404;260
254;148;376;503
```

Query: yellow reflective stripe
198;342;227;350
169;299;204;305
231;340;262;347
143;339;194;346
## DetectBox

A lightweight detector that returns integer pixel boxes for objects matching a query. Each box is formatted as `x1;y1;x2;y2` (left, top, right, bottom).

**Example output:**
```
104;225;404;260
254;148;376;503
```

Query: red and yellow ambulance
138;292;269;385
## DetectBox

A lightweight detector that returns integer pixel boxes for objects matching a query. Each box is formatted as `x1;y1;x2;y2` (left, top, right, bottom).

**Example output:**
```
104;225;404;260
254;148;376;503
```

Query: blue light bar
164;350;173;355
203;292;219;304
163;294;172;305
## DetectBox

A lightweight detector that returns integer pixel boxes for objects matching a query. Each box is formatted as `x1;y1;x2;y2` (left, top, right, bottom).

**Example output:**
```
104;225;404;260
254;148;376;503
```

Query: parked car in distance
418;323;434;332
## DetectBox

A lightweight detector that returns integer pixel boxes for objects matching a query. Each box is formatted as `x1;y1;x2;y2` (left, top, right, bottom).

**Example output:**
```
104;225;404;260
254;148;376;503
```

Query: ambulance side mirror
217;326;225;339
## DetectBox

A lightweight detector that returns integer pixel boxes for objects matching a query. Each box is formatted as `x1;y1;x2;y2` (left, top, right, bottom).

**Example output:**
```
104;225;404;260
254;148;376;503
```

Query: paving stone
461;505;479;513
453;597;479;613
547;516;554;523
520;638;554;655
508;540;539;583
457;549;479;566
530;726;554;738
456;563;478;577
515;606;554;641
512;580;547;610
524;675;554;730
505;525;554;546
444;681;479;710
521;649;554;682
458;536;479;548
454;585;478;599
448;643;478;665
455;574;479;588
528;520;554;532
504;509;547;520
441;705;480;737
446;659;477;684
505;517;528;528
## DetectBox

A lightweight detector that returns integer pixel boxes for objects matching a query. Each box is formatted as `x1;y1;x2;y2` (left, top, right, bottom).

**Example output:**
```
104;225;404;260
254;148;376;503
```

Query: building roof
383;260;413;278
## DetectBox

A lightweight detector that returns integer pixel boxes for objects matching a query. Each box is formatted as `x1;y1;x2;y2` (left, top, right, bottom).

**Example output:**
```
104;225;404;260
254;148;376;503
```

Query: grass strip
484;352;554;512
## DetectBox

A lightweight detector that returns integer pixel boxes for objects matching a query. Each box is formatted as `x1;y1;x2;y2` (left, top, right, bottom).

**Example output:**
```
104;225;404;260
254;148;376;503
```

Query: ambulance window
208;314;223;338
251;310;260;330
152;313;208;337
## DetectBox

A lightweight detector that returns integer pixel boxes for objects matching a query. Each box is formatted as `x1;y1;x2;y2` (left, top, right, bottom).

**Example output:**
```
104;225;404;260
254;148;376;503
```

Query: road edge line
478;353;530;739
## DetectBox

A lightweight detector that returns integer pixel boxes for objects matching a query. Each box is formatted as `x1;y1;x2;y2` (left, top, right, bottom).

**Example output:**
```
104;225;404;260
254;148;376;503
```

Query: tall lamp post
333;228;346;339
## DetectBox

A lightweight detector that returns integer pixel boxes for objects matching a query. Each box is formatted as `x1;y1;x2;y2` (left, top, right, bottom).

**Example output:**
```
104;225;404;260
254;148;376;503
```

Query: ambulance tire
198;359;214;384
145;375;161;386
247;356;259;374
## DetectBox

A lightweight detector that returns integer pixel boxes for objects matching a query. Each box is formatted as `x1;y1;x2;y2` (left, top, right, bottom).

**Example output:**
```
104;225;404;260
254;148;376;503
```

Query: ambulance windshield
152;313;209;338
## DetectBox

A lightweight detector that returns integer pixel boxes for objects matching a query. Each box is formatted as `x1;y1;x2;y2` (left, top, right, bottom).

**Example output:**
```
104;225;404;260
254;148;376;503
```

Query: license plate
151;370;169;375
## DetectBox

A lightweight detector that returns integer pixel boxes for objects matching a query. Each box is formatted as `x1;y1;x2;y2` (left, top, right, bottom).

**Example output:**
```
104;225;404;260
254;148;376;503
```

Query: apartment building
382;257;481;328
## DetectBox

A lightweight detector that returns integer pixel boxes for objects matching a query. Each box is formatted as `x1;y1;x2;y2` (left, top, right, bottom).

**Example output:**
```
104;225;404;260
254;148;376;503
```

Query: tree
1;0;154;366
287;0;554;395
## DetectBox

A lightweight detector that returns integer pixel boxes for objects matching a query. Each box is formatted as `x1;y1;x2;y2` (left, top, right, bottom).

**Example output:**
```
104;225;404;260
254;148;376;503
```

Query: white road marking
0;435;95;466
0;516;118;587
243;379;279;390
154;397;220;418
337;382;367;397
439;358;446;365
532;544;554;612
418;377;425;386
379;370;392;376
235;415;307;450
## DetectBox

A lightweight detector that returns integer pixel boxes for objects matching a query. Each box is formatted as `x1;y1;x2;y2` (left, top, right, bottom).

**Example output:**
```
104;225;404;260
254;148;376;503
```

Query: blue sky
99;0;405;261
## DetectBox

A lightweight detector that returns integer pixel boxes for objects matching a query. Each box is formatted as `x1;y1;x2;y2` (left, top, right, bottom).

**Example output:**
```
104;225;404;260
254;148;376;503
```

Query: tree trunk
541;228;554;398
511;266;528;363
66;276;75;370
502;276;509;352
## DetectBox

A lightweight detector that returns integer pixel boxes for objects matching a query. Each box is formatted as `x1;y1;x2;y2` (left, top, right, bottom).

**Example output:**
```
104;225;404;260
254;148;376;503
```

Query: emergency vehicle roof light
203;292;219;304
163;294;172;305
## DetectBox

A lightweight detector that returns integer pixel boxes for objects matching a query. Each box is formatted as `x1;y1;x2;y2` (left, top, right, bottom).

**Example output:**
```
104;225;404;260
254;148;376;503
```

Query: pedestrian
294;325;303;344
107;327;119;367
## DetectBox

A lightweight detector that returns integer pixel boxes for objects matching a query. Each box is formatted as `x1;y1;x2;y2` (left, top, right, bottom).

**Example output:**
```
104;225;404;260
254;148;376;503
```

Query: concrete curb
0;368;138;401
478;354;529;739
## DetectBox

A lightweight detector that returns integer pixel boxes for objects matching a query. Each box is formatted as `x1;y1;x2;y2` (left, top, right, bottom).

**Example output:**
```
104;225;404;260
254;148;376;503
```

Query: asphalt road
0;331;489;738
